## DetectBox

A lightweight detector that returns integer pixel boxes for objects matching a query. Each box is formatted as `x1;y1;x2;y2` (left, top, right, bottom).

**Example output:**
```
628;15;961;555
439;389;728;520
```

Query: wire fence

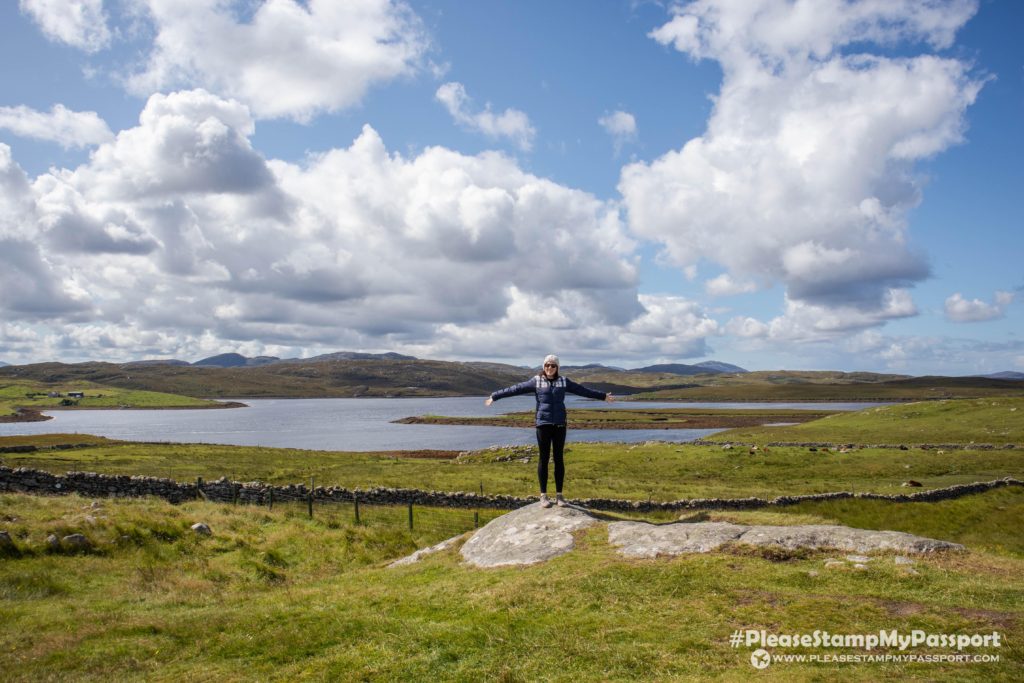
224;494;509;545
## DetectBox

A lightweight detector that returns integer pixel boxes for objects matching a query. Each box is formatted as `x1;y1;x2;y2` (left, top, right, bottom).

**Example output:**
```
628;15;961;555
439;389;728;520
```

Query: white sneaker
539;493;553;508
555;494;568;507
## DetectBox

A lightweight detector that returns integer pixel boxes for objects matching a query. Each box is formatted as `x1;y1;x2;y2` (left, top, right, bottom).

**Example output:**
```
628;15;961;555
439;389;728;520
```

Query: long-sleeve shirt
489;374;607;426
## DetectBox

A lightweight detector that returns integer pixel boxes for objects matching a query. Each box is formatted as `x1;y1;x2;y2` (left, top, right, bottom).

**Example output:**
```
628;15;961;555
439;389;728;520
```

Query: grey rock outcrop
607;521;747;556
460;502;601;568
389;534;466;567
396;504;963;568
190;522;212;536
61;534;92;551
608;521;964;558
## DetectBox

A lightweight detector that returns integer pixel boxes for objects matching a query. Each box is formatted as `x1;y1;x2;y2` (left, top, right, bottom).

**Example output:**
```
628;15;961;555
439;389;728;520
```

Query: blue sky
0;0;1020;375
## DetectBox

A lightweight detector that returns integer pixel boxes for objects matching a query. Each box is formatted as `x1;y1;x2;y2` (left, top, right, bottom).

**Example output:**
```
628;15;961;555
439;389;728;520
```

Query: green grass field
0;379;225;419
3;435;1022;501
2;396;1022;680
711;397;1024;445
1;490;1021;681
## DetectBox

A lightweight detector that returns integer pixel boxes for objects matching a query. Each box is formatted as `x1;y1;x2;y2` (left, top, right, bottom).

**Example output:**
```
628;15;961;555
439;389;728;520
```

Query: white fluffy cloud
705;273;756;296
19;0;110;52
126;0;427;121
621;0;983;319
416;289;718;363
0;104;114;149
436;82;536;151
945;291;1014;322
598;110;637;153
0;144;93;319
0;91;681;363
725;289;917;345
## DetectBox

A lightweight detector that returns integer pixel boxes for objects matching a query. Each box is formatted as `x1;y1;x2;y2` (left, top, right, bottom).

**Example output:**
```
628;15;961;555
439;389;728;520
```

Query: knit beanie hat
543;354;560;367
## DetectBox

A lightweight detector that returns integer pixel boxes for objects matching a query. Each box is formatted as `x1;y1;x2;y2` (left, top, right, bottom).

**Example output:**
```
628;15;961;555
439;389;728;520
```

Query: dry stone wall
0;466;1019;513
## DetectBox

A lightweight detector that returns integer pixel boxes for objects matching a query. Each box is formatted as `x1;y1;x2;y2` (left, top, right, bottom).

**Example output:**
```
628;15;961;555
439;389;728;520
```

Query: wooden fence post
354;493;360;524
268;487;273;510
308;477;314;519
408;502;413;530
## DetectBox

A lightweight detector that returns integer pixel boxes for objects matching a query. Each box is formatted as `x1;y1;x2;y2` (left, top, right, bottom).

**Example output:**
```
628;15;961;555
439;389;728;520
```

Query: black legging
536;424;567;493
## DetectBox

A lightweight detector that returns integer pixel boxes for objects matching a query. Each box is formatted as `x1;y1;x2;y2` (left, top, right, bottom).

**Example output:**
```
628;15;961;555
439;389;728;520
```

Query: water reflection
0;396;882;452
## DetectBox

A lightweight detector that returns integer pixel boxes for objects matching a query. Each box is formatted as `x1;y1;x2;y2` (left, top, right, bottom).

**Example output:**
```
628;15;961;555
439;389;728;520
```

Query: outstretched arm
485;378;536;406
565;378;611;402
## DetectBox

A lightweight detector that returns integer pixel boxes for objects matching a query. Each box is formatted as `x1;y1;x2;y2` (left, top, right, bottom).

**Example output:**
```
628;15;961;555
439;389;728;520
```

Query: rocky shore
0;409;51;423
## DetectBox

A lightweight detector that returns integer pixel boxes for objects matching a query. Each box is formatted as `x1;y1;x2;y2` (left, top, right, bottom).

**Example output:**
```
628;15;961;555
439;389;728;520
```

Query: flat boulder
608;521;746;557
736;524;962;554
460;502;600;568
389;534;465;568
609;521;964;558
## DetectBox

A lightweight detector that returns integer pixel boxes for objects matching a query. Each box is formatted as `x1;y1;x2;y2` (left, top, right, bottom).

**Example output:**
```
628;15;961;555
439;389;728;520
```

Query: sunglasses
544;363;558;368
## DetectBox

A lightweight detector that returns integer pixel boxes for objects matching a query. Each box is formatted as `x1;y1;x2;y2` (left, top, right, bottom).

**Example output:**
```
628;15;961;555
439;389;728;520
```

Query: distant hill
193;351;418;368
2;358;1022;401
193;353;280;368
298;351;417;363
561;363;625;372
0;357;528;398
125;359;190;367
977;371;1024;380
694;361;748;374
634;361;748;376
0;361;8;367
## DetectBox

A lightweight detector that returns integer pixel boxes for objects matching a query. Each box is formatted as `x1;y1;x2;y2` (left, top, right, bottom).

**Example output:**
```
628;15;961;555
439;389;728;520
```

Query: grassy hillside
0;359;528;399
3;394;1023;679
629;376;1024;401
3;435;1021;502
710;398;1024;445
1;491;1021;681
0;380;223;420
5;361;1022;402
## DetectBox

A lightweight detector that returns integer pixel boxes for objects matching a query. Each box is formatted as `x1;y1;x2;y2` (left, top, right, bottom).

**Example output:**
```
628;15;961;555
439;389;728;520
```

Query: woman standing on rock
485;355;613;507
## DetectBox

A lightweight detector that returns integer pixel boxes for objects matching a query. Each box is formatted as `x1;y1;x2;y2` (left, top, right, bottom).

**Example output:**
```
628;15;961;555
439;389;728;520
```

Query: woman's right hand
484;397;493;406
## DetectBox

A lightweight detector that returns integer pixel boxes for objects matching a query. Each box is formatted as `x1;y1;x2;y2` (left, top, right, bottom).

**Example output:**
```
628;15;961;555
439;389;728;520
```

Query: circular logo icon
750;648;771;669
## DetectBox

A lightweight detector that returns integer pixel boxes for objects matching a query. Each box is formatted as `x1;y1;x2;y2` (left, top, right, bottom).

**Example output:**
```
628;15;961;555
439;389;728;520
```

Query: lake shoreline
1;400;247;423
395;409;834;430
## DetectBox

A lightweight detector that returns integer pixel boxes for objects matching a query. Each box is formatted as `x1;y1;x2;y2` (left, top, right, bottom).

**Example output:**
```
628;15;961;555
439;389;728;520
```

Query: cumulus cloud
65;89;275;200
705;273;756;296
0;92;681;363
598;110;637;153
724;288;917;346
436;82;536;151
0;144;93;319
126;0;427;121
20;0;111;52
414;289;717;363
621;0;983;319
945;291;1013;322
0;104;114;149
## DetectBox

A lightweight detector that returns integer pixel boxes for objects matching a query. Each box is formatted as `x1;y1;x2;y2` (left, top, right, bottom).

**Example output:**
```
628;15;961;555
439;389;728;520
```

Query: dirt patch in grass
381;450;462;460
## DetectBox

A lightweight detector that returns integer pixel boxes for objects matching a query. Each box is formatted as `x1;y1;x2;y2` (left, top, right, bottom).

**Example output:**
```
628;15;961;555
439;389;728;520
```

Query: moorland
2;360;1023;680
